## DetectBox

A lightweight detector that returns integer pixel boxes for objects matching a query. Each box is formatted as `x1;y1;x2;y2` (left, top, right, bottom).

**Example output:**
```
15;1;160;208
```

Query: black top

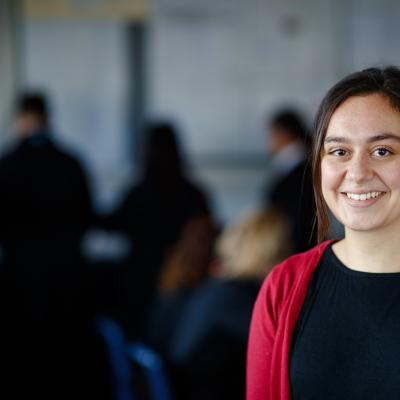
290;244;400;400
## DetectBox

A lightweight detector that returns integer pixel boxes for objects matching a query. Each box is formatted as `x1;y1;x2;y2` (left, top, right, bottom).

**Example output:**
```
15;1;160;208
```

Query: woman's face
321;93;400;234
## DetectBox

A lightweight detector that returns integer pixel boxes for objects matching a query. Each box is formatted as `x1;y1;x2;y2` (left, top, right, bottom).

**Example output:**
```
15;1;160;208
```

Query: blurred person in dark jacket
100;122;210;339
146;214;219;357
263;109;316;252
0;92;93;399
167;208;291;400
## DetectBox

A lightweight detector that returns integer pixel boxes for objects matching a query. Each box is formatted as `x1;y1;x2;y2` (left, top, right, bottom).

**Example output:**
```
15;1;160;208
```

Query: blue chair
96;316;173;400
96;316;136;400
128;343;173;400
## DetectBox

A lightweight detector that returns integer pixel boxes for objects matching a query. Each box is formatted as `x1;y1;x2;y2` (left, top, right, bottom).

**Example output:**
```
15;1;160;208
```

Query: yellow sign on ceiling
22;0;149;21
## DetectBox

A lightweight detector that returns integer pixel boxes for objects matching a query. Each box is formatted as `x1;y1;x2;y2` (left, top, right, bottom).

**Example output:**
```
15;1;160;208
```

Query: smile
345;191;384;201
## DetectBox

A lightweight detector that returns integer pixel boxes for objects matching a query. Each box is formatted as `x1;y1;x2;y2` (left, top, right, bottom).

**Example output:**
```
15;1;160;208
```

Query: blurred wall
0;0;19;138
148;0;338;157
20;0;400;222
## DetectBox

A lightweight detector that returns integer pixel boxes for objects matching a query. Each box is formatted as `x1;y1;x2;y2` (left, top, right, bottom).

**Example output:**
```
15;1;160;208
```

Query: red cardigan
246;241;333;400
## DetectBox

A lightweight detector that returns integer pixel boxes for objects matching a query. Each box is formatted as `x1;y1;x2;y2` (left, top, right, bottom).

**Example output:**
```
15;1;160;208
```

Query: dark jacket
268;160;316;253
0;133;92;270
167;278;261;400
100;177;210;338
0;133;93;399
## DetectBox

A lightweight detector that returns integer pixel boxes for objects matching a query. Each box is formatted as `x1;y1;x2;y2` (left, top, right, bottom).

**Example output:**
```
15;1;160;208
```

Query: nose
346;153;374;183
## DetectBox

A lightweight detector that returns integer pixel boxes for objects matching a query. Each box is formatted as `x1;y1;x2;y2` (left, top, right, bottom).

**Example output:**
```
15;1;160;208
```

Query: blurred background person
0;92;94;399
165;207;291;400
99;122;211;339
263;109;316;253
146;213;219;359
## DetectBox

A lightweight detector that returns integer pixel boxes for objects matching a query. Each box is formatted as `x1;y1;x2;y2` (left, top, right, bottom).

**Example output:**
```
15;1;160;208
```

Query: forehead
325;93;400;141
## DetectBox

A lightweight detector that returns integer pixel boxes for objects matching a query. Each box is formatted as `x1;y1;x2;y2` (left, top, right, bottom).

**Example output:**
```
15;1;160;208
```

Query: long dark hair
312;66;400;242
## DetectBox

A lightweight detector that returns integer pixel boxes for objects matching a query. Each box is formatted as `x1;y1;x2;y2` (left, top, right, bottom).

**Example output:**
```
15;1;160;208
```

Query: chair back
128;343;173;400
96;316;136;400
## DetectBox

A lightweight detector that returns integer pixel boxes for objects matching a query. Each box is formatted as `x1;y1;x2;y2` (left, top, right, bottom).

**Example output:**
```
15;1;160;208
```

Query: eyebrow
324;133;400;144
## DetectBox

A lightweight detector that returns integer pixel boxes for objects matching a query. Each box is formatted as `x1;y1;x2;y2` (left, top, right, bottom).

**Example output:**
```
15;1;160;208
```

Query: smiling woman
321;93;400;238
247;66;400;400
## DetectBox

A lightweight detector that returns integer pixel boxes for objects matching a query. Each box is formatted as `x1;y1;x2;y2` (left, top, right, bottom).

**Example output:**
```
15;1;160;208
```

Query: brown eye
329;149;347;157
373;148;391;157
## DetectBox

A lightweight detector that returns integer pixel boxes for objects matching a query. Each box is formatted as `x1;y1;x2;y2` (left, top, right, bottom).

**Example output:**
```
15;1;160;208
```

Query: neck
333;226;400;273
18;126;48;139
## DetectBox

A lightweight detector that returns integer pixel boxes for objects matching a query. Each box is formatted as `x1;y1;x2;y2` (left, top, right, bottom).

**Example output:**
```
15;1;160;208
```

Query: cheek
370;161;400;193
383;164;400;189
321;158;344;193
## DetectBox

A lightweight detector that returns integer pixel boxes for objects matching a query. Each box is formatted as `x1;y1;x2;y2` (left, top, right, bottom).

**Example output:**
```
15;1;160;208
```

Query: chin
342;218;383;232
346;225;377;232
335;212;376;231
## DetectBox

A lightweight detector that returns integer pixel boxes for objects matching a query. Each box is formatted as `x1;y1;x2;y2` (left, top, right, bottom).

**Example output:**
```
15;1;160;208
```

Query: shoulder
270;243;326;283
51;143;81;164
182;178;208;198
281;161;311;185
0;143;28;175
256;241;331;318
42;136;85;169
195;278;258;305
264;242;331;291
0;149;16;167
180;178;210;212
123;180;150;201
0;140;23;160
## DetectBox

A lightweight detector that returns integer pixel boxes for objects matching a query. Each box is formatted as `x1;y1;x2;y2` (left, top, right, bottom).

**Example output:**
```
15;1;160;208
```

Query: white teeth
346;191;383;201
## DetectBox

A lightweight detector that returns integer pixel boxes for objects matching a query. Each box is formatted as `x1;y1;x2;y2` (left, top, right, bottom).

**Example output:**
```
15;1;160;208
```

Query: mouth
340;191;386;207
343;191;385;201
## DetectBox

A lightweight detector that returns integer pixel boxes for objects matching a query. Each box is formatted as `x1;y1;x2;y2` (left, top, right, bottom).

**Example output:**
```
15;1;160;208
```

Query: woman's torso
290;244;400;399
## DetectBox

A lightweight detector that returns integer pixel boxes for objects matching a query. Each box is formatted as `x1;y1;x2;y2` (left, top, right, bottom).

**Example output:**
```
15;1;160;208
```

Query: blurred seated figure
166;208;291;400
100;122;211;339
0;92;93;399
262;109;316;253
146;214;219;357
